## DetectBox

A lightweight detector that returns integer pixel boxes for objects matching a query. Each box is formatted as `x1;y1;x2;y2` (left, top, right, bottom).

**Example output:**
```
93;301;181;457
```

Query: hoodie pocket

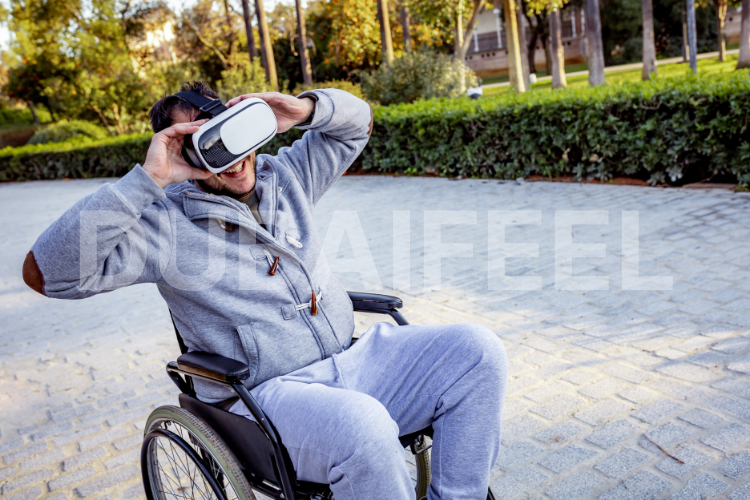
236;317;323;388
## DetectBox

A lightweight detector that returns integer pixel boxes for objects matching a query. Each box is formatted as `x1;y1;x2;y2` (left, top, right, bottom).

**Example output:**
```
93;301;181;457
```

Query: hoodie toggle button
268;255;279;276
310;291;318;315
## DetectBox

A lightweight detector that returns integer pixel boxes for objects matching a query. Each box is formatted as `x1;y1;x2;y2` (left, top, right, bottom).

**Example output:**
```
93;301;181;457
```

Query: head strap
173;91;227;117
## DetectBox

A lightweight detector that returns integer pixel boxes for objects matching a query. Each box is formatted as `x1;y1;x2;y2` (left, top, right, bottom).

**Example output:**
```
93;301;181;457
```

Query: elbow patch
368;104;374;137
23;251;46;296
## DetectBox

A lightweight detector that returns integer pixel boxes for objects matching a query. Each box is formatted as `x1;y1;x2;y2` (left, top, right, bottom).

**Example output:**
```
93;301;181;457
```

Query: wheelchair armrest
348;291;403;313
176;351;249;383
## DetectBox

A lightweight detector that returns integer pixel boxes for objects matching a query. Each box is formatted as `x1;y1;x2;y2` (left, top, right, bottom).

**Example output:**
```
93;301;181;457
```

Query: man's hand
226;92;315;134
142;120;214;189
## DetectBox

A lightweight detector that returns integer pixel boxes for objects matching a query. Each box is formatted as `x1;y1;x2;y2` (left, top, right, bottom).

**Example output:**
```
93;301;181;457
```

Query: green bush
3;71;750;187
0;106;52;127
28;120;110;145
0;133;151;182
216;56;273;102
292;80;364;100
358;50;478;106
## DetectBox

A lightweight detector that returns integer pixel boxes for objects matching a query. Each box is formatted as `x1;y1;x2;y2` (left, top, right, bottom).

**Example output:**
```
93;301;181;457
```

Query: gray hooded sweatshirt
27;89;372;402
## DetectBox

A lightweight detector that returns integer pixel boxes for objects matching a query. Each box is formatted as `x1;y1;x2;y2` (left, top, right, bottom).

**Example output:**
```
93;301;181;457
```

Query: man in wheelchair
23;83;508;500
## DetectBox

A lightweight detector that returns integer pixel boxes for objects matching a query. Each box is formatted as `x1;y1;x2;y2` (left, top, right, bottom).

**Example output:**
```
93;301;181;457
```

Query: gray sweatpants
230;321;507;500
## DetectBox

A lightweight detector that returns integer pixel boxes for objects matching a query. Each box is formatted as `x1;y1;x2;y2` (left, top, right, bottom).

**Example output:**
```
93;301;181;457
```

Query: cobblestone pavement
2;176;750;500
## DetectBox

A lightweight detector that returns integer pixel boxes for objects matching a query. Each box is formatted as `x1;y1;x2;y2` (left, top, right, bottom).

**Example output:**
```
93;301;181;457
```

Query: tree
642;0;657;79
548;8;567;87
687;0;697;71
738;0;750;67
255;0;278;89
400;5;412;52
240;0;258;63
376;0;395;65
585;0;606;84
713;0;728;61
503;0;527;91
295;0;313;85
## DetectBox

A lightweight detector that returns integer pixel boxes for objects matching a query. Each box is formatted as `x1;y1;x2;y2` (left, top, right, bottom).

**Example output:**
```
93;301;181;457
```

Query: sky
0;0;295;52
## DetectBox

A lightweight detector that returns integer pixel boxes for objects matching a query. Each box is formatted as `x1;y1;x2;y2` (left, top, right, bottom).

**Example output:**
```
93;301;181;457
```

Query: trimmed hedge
364;71;750;185
3;71;750;185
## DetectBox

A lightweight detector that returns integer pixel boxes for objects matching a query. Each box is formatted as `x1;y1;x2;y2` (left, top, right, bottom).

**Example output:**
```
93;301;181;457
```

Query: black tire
411;435;431;500
143;405;256;500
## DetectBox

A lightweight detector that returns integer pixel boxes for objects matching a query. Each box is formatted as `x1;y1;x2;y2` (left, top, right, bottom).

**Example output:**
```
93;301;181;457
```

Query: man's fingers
187;168;214;181
226;94;258;108
159;119;208;138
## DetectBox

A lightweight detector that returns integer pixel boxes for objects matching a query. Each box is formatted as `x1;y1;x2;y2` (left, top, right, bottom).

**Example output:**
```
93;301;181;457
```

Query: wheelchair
140;291;497;500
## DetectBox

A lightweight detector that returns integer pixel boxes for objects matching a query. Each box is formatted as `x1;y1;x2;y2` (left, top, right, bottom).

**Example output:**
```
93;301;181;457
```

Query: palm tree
549;8;567;88
376;0;394;65
737;0;750;67
642;0;657;79
585;0;606;85
295;0;313;86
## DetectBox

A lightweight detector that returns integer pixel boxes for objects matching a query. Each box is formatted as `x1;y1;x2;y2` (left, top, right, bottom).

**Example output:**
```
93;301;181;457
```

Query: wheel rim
146;419;240;500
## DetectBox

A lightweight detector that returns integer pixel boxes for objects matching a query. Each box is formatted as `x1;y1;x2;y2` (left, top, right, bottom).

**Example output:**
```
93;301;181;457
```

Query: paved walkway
1;177;750;500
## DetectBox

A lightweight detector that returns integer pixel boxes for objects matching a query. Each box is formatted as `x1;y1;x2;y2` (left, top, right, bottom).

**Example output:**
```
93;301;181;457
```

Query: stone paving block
496;441;544;469
729;482;750;500
712;377;750;400
502;415;544;444
0;438;25;455
670;473;728;500
712;337;750;354
538;445;597;474
51;404;96;424
678;408;722;428
632;399;684;424
654;446;712;478
618;386;654;404
534;422;586;444
643;422;694;450
708;396;750;421
531;395;585;420
599;471;671;500
48;466;98;491
79;408;120;426
560;371;598;386
649;378;705;400
2;485;43;500
63;447;108;471
0;466;17;481
18;449;65;472
686;351;728;369
574;399;629;426
578;379;626;400
716;451;750;480
123;392;163;410
701;423;750;452
603;364;652;384
729;353;750;374
503;399;531;419
546;471;602;500
103;448;139;471
491;465;548;499
28;422;74;442
97;391;136;409
2;469;54;494
112;434;140;452
3;442;47;465
594;448;650;478
586;420;639;450
47;493;68;500
524;381;572;403
52;424;103;447
655;362;721;383
74;465;140;497
507;376;540;395
121;483;145;500
79;428;128;452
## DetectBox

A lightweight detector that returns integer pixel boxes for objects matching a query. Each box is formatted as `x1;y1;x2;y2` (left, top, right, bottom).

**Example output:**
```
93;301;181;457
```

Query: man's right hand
142;120;214;189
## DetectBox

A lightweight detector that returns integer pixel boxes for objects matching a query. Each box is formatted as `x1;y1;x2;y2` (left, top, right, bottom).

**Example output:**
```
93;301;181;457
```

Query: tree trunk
455;10;464;57
295;0;313;85
456;0;485;60
27;101;39;126
715;0;728;61
516;5;531;87
642;0;657;79
585;0;606;85
738;0;750;67
502;0;527;92
527;21;539;75
255;0;278;90
686;0;698;72
241;0;257;62
223;0;236;58
401;7;412;52
681;0;690;62
549;9;567;88
376;0;394;65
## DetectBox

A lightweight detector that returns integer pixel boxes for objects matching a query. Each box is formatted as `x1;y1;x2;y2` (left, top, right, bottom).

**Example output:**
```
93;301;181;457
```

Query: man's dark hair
149;81;219;133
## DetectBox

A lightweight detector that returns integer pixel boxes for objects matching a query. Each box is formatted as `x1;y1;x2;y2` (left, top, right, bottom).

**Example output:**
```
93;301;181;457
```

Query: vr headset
173;90;278;174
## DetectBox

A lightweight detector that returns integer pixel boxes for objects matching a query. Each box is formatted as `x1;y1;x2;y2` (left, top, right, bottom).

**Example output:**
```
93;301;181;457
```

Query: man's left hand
226;92;315;134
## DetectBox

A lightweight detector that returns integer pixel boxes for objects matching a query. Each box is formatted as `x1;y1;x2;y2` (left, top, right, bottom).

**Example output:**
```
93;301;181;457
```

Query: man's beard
195;154;255;201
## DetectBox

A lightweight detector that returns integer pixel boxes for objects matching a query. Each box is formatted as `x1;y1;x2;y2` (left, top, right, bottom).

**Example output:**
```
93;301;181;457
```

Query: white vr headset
174;90;278;174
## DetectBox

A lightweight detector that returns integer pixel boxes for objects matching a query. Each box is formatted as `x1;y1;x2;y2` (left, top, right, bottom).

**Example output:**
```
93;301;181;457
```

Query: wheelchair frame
142;291;495;500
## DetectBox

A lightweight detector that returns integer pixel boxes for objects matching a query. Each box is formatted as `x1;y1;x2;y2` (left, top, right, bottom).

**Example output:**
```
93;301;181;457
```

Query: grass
479;62;589;86
482;54;742;97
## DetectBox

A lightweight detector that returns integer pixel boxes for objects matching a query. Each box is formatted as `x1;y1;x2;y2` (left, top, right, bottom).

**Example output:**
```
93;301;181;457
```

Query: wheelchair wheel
411;435;431;500
143;405;256;500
